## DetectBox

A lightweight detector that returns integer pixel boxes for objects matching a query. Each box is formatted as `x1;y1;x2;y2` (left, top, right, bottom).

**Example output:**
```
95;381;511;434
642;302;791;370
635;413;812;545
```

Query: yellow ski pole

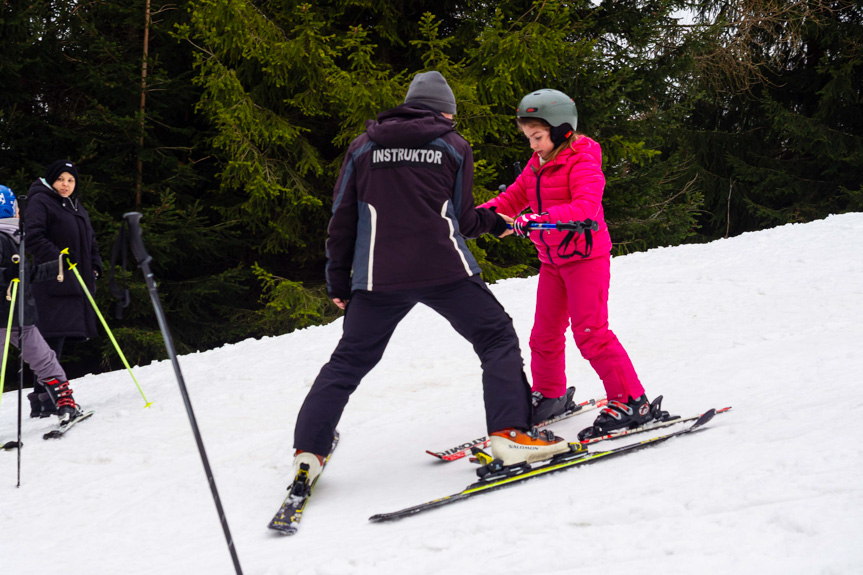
60;249;153;408
0;279;18;411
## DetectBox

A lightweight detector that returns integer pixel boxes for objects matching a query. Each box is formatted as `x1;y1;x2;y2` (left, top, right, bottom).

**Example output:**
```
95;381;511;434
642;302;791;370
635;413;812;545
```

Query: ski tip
267;522;299;535
692;408;717;428
42;410;96;440
369;511;403;523
2;440;22;450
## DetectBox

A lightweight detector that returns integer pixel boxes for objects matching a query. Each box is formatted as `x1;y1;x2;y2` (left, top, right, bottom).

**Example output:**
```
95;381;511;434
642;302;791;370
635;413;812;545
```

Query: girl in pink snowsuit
481;89;656;440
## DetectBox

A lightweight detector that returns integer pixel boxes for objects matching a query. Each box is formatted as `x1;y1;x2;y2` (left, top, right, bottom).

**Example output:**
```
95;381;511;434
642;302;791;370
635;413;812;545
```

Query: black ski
43;410;95;440
268;430;340;535
370;409;719;523
577;406;732;445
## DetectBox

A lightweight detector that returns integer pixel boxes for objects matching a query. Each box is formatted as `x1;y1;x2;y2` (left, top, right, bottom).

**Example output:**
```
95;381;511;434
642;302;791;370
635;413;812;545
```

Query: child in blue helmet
0;185;84;424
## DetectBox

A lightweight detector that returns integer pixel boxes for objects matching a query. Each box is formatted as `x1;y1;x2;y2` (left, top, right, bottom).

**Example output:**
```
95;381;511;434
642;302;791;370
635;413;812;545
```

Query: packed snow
2;213;862;575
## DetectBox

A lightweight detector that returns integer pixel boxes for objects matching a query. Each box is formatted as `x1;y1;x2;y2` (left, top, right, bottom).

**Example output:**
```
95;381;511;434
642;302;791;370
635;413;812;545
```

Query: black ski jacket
326;104;503;299
24;179;102;339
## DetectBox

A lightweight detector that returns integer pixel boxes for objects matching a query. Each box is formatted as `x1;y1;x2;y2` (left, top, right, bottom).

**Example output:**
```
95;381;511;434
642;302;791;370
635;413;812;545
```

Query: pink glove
512;213;546;237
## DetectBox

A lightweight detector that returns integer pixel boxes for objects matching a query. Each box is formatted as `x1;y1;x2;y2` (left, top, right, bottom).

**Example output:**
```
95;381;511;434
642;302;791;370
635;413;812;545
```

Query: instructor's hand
332;298;348;310
498;214;514;238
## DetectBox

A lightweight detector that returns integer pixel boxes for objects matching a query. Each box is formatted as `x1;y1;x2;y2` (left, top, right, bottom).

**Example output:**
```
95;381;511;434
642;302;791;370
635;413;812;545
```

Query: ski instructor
291;71;569;482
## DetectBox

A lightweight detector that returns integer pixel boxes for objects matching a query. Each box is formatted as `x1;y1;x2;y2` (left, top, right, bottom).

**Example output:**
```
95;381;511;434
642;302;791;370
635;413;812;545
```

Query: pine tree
0;0;256;375
9;0;855;376
677;0;862;238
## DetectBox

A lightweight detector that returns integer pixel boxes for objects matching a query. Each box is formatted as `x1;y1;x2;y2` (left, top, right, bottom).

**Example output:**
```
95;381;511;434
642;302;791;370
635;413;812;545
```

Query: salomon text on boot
489;427;571;466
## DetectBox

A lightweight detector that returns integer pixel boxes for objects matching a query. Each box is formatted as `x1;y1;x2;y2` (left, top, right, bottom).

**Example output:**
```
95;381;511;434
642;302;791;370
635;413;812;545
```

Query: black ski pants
293;275;532;455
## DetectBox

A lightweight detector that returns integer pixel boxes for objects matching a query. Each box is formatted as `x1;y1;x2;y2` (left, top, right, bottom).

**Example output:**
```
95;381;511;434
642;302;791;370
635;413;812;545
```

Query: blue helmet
0;185;15;219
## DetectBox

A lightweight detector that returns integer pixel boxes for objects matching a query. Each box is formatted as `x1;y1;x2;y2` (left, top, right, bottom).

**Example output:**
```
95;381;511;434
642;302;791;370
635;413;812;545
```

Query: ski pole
59;248;153;408
506;219;599;233
0;278;24;453
0;280;22;452
16;202;26;482
0;279;17;413
123;212;243;575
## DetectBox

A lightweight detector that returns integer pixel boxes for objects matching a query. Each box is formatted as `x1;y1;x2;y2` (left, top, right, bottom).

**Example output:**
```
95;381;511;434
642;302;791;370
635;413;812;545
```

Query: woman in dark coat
25;159;102;361
0;184;85;421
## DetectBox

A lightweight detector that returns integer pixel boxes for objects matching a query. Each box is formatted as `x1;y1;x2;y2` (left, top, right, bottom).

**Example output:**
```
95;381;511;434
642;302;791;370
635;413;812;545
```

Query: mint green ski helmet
517;89;578;146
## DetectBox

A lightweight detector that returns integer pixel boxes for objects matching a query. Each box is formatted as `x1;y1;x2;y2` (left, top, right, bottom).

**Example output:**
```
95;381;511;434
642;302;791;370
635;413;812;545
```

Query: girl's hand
332;298;348;310
512;213;545;237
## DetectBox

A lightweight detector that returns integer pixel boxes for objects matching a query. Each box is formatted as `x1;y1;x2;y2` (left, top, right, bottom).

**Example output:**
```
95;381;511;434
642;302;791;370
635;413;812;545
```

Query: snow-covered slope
2;213;862;575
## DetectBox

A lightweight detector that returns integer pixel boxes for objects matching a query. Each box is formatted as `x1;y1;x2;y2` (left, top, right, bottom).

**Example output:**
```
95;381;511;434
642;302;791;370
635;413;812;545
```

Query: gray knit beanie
404;71;457;115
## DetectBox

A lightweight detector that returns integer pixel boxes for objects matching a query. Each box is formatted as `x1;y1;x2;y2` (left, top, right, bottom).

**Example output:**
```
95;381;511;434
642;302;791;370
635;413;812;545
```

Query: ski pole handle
505;222;558;230
123;212;152;266
506;219;599;233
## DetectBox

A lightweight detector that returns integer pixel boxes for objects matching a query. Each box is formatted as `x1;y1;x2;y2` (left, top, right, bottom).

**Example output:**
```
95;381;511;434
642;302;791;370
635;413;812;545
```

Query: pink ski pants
529;255;644;402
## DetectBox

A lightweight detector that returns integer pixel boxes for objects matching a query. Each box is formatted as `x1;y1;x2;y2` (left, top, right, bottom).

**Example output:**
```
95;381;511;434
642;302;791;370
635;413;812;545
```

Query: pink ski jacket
480;136;612;265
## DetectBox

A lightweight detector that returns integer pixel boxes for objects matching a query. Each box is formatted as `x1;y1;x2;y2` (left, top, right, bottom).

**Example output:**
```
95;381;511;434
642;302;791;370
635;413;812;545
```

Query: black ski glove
488;212;509;237
327;284;351;302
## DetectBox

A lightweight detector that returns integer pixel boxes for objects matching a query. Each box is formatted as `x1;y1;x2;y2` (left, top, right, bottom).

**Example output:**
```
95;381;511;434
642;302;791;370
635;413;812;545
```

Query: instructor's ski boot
531;387;576;423
41;378;82;425
489;427;571;466
578;394;667;441
291;451;325;496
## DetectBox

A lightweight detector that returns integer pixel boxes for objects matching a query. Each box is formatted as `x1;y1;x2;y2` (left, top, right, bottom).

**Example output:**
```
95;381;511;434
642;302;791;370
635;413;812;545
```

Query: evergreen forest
1;0;860;378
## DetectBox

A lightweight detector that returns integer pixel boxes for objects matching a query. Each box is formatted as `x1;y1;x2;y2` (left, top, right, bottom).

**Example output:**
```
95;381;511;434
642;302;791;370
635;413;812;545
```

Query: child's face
521;124;554;160
52;172;76;198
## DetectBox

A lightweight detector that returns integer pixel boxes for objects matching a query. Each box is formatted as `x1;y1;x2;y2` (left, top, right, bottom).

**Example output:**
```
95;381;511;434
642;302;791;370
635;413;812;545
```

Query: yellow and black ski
268;430;340;535
371;409;722;523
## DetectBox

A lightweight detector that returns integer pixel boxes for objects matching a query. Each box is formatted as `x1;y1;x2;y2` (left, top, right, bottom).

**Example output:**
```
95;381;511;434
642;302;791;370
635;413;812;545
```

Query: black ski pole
16;194;26;486
122;212;243;575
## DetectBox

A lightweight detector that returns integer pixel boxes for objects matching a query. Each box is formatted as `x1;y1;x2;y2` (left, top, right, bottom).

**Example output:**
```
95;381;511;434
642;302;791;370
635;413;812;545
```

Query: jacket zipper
532;164;553;262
